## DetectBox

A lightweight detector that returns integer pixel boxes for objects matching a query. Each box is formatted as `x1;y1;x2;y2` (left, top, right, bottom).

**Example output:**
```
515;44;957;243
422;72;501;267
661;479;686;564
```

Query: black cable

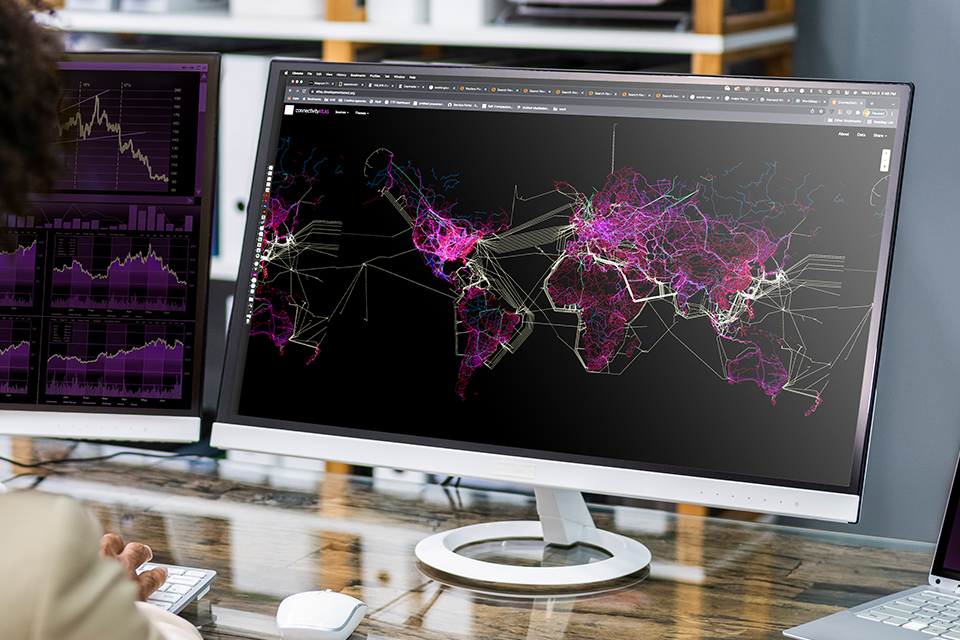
0;472;48;485
440;475;462;488
0;471;60;490
0;450;201;470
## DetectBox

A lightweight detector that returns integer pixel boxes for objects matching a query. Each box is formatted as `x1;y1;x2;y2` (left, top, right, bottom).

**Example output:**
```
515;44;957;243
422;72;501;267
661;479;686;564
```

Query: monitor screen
214;61;912;522
0;52;220;442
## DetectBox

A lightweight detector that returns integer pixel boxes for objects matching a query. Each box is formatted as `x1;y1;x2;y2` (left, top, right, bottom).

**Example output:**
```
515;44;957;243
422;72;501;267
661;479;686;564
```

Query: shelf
42;10;795;56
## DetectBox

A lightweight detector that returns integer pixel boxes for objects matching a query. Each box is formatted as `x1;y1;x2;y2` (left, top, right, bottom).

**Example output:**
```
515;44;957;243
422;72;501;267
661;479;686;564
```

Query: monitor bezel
214;60;914;521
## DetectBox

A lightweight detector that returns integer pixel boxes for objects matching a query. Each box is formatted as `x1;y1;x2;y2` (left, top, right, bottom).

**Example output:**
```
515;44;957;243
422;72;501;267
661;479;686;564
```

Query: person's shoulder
0;492;99;548
0;491;90;522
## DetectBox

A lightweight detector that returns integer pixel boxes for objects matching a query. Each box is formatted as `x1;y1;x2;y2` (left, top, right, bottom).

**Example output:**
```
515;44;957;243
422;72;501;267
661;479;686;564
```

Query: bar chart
6;203;198;233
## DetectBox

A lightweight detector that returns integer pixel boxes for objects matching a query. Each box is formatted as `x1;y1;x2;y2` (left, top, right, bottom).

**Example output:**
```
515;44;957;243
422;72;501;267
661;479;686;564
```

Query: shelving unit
44;0;795;75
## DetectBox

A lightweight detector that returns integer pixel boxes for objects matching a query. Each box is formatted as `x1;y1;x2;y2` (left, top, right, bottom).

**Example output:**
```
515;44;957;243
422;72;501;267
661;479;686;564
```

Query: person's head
0;0;61;253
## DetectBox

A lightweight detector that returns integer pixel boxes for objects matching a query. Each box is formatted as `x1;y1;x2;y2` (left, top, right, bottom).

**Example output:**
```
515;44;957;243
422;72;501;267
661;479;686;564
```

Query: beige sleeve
0;492;169;640
136;603;203;640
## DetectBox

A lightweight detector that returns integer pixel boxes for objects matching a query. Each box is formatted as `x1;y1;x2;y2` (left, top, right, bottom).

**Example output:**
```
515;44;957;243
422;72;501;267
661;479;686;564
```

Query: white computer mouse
276;589;367;640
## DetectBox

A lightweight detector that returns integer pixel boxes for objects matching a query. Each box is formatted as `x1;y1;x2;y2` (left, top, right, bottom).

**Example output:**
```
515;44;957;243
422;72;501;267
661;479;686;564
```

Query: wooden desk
9;455;932;640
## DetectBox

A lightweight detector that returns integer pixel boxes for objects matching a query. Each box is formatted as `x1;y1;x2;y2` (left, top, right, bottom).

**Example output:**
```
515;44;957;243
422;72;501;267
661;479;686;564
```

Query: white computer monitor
213;60;913;589
0;52;220;442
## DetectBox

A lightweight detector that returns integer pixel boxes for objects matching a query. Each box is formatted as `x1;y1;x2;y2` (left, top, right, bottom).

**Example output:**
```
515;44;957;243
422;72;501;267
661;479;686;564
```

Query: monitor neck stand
414;486;652;592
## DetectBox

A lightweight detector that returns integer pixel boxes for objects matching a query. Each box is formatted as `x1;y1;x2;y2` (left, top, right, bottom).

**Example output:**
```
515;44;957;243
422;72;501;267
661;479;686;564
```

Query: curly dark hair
0;0;61;252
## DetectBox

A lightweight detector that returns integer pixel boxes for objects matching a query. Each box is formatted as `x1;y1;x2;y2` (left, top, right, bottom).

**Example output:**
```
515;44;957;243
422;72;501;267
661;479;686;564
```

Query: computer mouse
276;589;367;640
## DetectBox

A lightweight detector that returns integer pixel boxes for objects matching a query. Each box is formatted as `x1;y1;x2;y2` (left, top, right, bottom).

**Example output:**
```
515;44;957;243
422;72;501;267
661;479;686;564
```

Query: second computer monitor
0;52;220;442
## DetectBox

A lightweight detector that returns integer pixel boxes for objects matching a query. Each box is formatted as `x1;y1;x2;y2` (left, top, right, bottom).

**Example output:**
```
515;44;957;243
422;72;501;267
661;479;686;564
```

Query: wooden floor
9;453;933;640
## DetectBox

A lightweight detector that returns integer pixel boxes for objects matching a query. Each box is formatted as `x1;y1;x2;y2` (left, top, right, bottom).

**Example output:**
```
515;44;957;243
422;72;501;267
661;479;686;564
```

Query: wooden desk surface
12;455;933;640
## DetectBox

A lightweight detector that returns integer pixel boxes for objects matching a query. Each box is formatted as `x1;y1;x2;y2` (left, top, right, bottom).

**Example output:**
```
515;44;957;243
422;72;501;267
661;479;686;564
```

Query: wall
788;1;960;542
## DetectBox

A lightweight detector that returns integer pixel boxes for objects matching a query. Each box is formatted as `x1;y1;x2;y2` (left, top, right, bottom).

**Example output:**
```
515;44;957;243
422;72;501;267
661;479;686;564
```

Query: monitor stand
415;486;651;591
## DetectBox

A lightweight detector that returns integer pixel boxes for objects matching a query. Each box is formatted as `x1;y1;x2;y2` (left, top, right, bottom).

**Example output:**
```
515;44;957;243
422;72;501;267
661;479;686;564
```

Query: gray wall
788;1;960;542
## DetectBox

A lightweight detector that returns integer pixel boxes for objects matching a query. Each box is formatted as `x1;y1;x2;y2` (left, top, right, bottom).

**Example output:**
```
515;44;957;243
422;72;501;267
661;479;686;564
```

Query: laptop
785;451;960;639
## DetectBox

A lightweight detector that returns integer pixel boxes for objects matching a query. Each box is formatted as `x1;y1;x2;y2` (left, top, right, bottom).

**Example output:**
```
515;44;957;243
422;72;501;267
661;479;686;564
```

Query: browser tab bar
278;65;903;130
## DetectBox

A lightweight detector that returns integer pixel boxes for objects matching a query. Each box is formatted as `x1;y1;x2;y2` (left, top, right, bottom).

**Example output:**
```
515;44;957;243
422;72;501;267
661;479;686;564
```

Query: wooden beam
325;461;352;474
420;44;444;60
677;504;709;517
691;52;724;76
721;41;793;68
765;49;793;77
323;40;357;62
326;0;365;22
765;0;794;13
723;10;794;34
693;0;724;35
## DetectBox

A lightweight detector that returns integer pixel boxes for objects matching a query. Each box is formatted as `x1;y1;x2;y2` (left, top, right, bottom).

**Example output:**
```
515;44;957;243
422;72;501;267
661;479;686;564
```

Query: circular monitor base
415;520;651;593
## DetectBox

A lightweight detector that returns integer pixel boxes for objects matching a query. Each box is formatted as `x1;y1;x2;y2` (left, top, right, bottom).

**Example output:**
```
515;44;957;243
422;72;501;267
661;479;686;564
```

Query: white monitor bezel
212;422;860;522
3;411;200;442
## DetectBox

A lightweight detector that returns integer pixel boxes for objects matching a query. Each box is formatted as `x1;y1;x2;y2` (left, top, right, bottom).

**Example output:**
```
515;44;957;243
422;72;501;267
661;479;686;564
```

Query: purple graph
51;236;190;311
0;237;36;307
56;86;173;193
4;202;200;233
124;204;194;233
45;322;185;399
0;320;32;395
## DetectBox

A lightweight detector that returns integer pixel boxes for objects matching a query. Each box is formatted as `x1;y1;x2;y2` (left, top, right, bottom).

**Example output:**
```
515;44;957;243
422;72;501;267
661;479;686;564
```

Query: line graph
0;320;33;395
45;321;185;399
51;235;191;311
56;82;174;193
0;234;38;307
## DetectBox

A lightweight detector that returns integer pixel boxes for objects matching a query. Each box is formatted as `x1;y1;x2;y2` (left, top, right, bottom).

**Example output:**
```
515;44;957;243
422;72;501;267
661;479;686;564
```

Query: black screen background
230;103;896;491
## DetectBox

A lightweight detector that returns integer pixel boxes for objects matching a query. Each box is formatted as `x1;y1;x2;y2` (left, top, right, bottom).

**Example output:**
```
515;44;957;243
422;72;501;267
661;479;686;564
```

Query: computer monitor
213;60;913;588
0;52;220;442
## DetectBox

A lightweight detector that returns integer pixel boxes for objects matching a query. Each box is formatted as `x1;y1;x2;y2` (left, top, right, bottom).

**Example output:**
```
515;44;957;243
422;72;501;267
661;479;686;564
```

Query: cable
1;473;36;483
439;476;461;489
0;450;202;470
0;473;54;491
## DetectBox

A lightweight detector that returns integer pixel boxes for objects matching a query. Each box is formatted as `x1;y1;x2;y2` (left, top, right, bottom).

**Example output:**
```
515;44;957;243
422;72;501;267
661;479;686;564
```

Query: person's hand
98;533;168;601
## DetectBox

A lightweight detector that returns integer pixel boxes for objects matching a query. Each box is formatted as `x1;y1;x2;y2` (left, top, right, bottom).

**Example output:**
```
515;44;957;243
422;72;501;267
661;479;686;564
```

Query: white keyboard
136;562;217;615
858;590;960;637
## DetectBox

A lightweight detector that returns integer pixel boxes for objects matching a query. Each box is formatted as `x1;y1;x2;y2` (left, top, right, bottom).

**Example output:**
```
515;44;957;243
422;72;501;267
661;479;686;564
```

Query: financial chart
0;58;211;411
57;86;173;192
0;319;33;396
45;322;186;400
0;234;39;307
51;236;191;312
51;67;200;198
